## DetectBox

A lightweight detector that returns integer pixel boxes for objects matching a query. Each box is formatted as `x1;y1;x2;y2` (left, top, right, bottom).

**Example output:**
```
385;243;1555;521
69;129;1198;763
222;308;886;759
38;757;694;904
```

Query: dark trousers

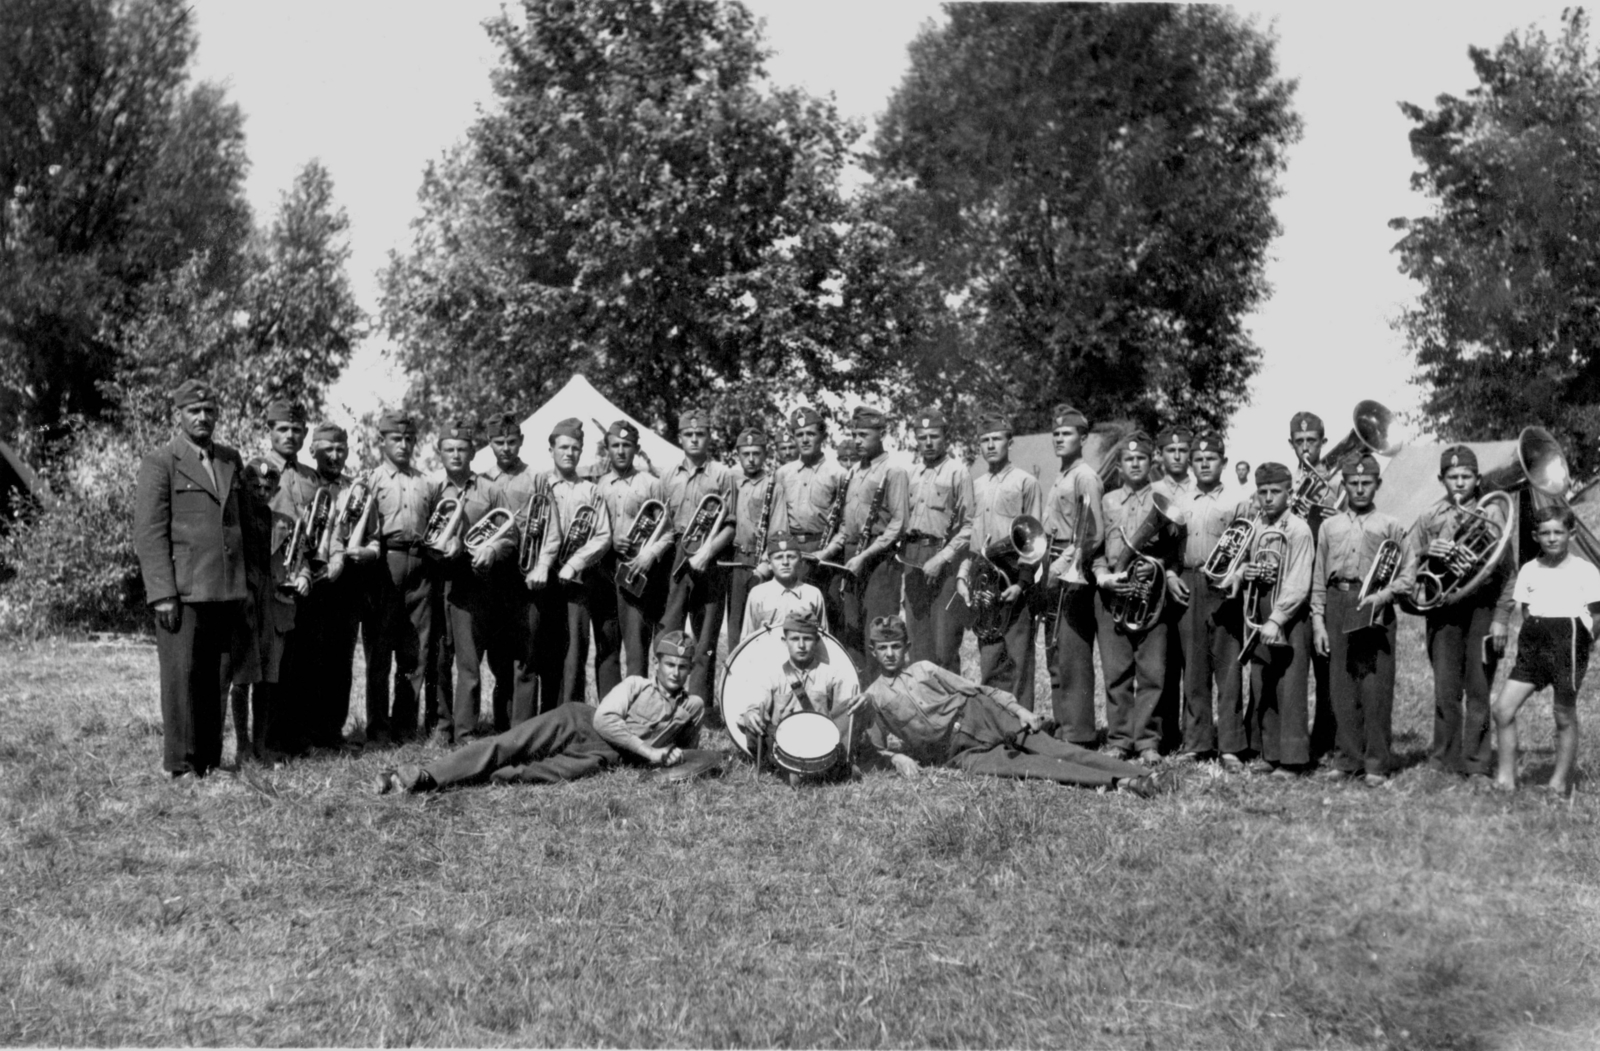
903;554;965;672
1099;615;1167;754
1325;588;1397;775
229;683;272;760
948;694;1145;787
1052;584;1099;745
594;555;663;699
837;552;903;674
557;577;593;707
1158;597;1186;752
1031;578;1064;723
442;568;492;744
423;702;620;789
364;549;433;742
978;591;1036;711
725;561;757;651
496;581;562;726
1425;600;1496;775
1248;616;1311;765
484;564;525;732
282;574;361;749
1179;570;1246;756
156;600;238;775
662;565;727;705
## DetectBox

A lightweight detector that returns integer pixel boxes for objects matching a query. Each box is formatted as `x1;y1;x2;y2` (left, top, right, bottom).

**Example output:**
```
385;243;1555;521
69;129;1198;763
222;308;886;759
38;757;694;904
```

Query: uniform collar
377;459;417;479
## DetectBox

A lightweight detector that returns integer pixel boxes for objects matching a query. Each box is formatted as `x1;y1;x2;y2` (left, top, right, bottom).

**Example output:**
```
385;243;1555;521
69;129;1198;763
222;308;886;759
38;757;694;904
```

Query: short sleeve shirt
1514;554;1600;619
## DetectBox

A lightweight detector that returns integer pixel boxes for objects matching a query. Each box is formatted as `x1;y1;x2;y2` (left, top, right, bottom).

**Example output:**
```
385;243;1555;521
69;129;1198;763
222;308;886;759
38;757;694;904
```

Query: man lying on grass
858;617;1177;797
374;632;704;794
1492;507;1600;797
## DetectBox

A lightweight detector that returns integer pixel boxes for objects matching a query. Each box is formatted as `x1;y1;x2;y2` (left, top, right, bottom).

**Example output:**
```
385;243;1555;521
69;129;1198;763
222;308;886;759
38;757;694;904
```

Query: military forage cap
869;615;909;643
766;532;799;554
782;613;821;638
1193;430;1225;456
915;408;948;431
1120;431;1155;458
1342;453;1381;480
654;630;694;659
245;456;280;483
1052;404;1088;431
1156;426;1193;449
265;399;306;424
376;411;417;436
312;422;348;444
1440;444;1478;473
850;405;888;430
485;411;521;440
678;409;711;432
1256;462;1293;486
736;428;769;449
790;406;823;430
440;417;478;443
606;420;641;444
549;417;584;443
172;379;217;409
1290;411;1325;436
975;409;1013;436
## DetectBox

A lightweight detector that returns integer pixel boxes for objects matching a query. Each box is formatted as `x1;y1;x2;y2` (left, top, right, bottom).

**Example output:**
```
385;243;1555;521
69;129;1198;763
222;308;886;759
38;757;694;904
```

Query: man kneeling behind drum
735;614;862;774
374;632;705;793
859;617;1178;797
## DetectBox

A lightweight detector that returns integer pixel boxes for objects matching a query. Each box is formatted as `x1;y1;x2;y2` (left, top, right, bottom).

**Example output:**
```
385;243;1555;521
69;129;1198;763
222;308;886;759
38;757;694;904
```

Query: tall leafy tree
0;0;252;442
381;0;910;435
869;3;1300;434
1392;9;1600;471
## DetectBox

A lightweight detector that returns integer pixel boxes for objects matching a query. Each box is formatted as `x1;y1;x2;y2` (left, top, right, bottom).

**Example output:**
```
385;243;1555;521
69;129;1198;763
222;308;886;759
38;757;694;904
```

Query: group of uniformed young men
136;378;1521;793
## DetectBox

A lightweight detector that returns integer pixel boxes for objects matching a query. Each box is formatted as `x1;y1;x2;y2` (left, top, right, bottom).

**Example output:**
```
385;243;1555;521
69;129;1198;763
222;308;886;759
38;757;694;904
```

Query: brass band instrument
283;487;334;588
1202;517;1257;588
556;501;600;572
1404;490;1515;613
1106;492;1174;633
516;478;552;576
423;496;465;555
1058;493;1094;586
1289;461;1346;520
614;498;668;597
1239;525;1289;665
968;552;1013;643
464;507;517;556
1347;538;1403;634
337;476;376;555
984;514;1049;579
671;493;726;577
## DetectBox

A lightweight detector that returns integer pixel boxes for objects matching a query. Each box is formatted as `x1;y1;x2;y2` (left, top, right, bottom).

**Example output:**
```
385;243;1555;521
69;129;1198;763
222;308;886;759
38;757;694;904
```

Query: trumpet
464;507;517;556
672;493;726;577
1347;538;1403;634
337;476;376;555
1239;525;1289;665
556;500;600;572
423;496;465;555
614;498;668;597
1405;491;1514;612
1202;517;1256;588
282;488;334;589
516;479;552;576
1106;493;1174;633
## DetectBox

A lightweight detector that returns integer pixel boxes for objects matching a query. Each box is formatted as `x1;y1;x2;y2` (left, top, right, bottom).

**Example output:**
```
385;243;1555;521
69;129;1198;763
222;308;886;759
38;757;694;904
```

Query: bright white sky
188;0;1564;466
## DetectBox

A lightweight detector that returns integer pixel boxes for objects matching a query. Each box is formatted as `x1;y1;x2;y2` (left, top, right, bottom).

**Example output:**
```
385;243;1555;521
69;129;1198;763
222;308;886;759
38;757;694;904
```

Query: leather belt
1327;577;1361;591
383;536;425;554
903;532;941;544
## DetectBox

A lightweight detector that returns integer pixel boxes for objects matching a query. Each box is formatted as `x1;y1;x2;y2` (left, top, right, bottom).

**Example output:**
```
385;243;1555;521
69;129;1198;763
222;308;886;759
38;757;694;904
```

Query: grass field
3;621;1600;1049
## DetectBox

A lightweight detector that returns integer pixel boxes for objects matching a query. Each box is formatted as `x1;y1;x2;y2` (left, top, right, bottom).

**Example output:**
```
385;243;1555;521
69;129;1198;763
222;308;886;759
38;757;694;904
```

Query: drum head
718;626;860;757
773;711;842;773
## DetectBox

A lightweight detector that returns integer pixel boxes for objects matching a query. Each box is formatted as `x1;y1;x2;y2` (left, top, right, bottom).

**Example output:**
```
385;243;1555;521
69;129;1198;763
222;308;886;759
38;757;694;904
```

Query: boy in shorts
1492;507;1600;795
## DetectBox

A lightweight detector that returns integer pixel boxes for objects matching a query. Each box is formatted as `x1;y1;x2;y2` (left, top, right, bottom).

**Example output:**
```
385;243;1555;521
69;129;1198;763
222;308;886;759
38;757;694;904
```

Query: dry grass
2;620;1600;1048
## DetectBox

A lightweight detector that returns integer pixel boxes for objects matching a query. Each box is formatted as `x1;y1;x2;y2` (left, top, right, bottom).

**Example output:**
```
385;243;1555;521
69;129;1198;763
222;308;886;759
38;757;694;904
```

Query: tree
381;0;912;436
869;3;1301;435
0;0;253;444
1392;10;1600;472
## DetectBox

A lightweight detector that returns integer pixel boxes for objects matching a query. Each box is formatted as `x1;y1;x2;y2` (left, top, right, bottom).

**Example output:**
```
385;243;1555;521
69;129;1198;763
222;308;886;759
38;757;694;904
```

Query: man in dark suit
134;379;262;778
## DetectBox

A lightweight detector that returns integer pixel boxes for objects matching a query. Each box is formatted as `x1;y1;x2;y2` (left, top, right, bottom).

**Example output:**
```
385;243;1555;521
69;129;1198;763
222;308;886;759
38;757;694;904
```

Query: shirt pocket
925;481;952;513
993;486;1024;519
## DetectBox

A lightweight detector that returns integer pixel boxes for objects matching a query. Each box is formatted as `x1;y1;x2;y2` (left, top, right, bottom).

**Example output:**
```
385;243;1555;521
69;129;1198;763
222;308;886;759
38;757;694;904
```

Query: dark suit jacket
134;435;256;605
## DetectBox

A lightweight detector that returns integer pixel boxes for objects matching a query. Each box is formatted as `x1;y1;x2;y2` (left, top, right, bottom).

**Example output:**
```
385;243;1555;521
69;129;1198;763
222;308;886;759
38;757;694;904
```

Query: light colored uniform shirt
1311;507;1412;619
971;462;1041;560
1177;484;1254;573
1042;458;1104;583
835;450;908;558
1245;511;1314;628
770;455;848;538
487;462;561;571
597;467;667;558
664;457;736;558
737;656;860;731
1094;483;1182;581
592;676;698;748
862;661;1020;767
730;468;775;558
371;459;439;543
545;475;613;574
739;580;830;638
1403;494;1517;621
906;453;974;562
1514;553;1600;619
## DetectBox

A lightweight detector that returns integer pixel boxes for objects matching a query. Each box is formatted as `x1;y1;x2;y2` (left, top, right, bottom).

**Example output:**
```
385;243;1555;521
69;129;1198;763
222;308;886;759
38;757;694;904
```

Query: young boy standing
739;535;829;637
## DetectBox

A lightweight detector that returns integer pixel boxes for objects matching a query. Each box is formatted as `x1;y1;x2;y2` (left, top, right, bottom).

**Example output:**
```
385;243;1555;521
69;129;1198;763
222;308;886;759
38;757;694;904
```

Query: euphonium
516;480;551;576
1202;517;1256;587
1404;490;1515;613
983;514;1049;580
1347;538;1403;633
1106;492;1174;633
968;552;1013;644
614;498;668;597
672;493;726;577
464;507;516;556
282;488;334;589
423;496;465;555
1238;525;1289;665
556;500;600;571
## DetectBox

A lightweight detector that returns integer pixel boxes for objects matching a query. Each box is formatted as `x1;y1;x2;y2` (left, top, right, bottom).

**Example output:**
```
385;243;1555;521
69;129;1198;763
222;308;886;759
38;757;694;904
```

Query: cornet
423;497;465;556
464;507;516;556
1239;525;1289;665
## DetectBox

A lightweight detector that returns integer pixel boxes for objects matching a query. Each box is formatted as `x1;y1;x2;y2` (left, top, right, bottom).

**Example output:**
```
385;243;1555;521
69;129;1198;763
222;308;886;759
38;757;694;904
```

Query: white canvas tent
470;374;685;476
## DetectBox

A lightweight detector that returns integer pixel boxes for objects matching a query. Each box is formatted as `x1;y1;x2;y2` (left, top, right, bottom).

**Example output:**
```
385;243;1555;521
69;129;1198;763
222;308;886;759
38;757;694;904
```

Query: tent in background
1374;441;1519;527
470;374;685;476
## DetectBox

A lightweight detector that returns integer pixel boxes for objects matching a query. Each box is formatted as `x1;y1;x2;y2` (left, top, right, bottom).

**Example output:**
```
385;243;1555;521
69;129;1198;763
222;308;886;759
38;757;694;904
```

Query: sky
187;0;1567;467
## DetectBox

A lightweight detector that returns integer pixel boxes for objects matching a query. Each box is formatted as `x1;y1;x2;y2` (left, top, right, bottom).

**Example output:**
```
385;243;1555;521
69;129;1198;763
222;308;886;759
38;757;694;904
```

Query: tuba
1347;538;1404;633
672;494;727;578
1106;493;1174;633
423;496;465;556
282;487;334;590
464;507;517;556
556;500;600;572
1296;399;1404;518
984;514;1049;580
516;479;552;576
1202;517;1257;588
1238;525;1289;665
1403;491;1515;613
614;498;668;597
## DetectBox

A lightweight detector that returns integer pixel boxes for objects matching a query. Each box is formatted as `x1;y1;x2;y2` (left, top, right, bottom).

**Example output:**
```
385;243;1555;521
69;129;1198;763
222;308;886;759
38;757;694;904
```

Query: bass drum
717;625;860;758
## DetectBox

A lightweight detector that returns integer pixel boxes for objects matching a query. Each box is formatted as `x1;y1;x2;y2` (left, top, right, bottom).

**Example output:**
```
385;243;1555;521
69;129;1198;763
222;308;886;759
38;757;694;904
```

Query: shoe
1099;745;1131;760
1120;775;1159;799
1363;773;1390;788
1315;766;1354;782
1220;753;1245;772
1138;748;1162;765
394;764;430;793
1270;765;1302;780
1247;758;1273;775
1172;751;1203;765
372;768;399;795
